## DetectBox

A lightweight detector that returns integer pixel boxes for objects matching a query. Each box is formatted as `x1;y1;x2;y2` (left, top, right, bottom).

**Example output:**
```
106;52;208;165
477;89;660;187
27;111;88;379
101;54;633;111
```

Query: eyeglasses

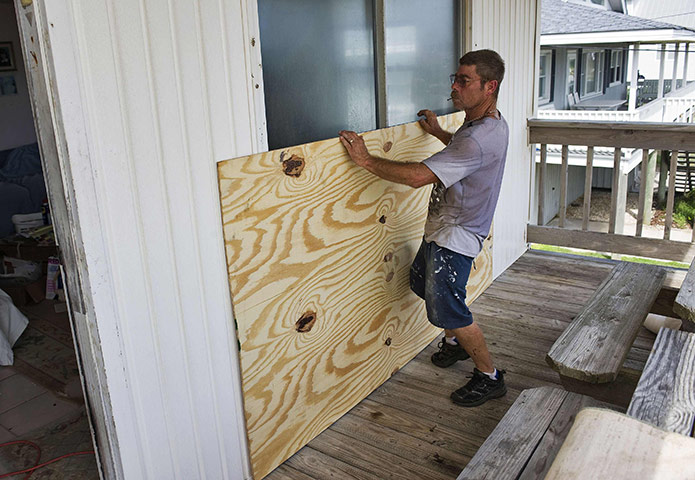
450;74;481;87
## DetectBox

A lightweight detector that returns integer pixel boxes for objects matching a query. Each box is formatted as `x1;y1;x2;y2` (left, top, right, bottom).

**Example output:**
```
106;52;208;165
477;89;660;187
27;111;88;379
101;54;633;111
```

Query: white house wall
470;0;539;277
30;0;263;478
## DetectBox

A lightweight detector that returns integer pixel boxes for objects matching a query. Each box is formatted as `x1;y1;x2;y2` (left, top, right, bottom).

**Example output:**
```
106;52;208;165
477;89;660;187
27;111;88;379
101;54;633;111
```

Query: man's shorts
409;239;474;330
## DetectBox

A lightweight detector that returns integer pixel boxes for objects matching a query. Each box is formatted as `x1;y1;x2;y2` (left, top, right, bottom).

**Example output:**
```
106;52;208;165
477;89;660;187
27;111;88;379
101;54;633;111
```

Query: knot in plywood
295;311;317;333
280;151;305;177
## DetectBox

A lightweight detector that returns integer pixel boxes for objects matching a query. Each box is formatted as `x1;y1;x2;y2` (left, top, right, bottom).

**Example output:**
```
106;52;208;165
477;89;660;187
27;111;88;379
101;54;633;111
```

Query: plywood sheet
217;112;493;479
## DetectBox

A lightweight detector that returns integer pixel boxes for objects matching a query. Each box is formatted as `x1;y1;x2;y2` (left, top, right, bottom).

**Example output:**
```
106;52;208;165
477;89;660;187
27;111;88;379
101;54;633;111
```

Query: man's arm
417;109;452;146
339;130;438;188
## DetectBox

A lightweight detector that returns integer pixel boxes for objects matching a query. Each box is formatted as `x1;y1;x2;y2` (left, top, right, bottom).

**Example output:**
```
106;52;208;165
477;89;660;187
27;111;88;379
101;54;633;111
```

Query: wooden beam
559;145;569;228
627;328;695;436
538;144;547;225
582;147;594;231
527;225;695;263
664;150;678;240
609;148;621;234
636;149;649;237
527;119;695;151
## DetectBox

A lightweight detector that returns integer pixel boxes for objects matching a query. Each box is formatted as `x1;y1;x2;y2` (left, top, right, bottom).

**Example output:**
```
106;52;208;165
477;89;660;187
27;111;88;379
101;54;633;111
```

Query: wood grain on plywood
217;112;493;479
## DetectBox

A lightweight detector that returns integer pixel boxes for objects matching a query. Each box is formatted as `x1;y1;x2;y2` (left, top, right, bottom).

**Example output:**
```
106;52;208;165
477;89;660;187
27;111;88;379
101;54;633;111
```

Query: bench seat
546;262;666;383
457;387;613;480
627;327;695;436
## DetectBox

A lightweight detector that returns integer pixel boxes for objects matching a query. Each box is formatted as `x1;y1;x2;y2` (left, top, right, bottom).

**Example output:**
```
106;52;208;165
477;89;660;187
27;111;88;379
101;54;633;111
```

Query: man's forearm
360;155;437;189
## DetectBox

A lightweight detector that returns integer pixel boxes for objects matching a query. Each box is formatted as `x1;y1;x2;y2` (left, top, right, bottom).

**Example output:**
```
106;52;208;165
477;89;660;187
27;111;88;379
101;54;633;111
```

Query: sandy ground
551;190;693;243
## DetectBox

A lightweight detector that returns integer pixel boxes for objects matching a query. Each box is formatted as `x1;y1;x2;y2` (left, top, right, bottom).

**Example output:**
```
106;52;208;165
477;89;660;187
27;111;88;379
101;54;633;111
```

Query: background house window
581;49;604;96
259;0;459;150
567;50;577;95
609;49;622;85
538;50;552;103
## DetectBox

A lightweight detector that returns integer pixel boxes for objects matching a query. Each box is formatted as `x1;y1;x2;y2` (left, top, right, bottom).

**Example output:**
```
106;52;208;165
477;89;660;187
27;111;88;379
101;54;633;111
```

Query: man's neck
464;99;498;122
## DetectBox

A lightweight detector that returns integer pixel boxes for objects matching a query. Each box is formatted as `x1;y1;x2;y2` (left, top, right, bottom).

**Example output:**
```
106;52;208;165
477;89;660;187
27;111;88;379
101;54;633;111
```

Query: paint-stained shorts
409;239;474;330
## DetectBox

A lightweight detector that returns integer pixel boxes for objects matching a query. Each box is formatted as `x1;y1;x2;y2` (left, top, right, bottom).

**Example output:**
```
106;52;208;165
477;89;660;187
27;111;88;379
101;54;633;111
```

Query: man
339;49;508;407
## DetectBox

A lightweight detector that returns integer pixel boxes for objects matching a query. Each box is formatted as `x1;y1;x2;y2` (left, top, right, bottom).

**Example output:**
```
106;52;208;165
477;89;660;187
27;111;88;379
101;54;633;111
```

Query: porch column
672;43;680;92
615;169;628;235
684;43;690;86
658;43;666;99
629;43;640;111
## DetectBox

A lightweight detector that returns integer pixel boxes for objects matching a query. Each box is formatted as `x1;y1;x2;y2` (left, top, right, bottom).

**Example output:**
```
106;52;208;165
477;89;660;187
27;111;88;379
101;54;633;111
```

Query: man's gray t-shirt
422;113;509;258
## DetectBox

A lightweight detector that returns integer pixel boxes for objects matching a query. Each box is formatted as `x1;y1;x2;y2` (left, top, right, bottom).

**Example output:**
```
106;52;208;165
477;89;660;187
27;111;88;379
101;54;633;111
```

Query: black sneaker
431;337;470;368
451;368;507;407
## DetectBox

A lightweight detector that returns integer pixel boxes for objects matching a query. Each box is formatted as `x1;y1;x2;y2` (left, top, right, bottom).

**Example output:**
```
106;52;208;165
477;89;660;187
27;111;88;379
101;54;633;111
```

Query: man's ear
485;79;499;97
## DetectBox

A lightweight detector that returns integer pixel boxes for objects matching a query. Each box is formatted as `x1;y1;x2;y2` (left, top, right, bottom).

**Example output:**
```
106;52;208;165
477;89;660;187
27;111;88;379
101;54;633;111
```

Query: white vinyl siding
470;0;539;277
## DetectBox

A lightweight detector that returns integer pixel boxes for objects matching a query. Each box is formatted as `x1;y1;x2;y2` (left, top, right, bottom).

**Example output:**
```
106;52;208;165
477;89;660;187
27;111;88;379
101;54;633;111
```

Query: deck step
627;328;695;436
546;262;666;383
457;387;611;480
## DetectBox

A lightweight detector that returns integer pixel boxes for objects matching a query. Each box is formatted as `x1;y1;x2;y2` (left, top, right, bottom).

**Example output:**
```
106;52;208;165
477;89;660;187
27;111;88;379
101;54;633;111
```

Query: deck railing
528;118;695;263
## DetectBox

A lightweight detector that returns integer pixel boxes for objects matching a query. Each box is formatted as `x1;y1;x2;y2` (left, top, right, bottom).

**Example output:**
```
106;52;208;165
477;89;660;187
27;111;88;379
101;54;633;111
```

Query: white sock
484;368;498;380
445;336;458;345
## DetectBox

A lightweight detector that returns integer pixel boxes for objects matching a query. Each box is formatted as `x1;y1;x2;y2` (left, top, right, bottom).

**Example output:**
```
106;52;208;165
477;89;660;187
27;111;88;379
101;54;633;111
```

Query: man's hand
417;110;452;145
339;130;371;167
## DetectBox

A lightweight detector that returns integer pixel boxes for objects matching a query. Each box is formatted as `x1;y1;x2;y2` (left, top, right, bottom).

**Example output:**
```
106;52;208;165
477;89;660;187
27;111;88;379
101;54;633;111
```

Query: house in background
534;0;695;229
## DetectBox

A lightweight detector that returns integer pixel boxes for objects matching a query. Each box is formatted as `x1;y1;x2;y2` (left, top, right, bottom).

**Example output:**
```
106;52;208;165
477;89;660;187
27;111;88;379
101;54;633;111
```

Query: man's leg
446;324;493;374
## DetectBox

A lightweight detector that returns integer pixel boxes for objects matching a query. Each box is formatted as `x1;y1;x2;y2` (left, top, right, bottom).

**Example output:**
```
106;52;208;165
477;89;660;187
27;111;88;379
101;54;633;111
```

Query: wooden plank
636;149;649;237
627;328;695;435
519;393;618;480
538;144;547;225
527;225;695;263
674;258;695;323
457;387;567;480
545;408;695;480
527;119;695;151
582;146;593;231
217;112;495;479
665;150;678;240
609;148;621;234
546;262;666;383
559;145;569;228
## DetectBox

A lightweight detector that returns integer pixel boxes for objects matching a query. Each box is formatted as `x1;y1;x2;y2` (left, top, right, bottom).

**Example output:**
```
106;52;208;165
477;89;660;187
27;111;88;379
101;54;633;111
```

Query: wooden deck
265;250;661;480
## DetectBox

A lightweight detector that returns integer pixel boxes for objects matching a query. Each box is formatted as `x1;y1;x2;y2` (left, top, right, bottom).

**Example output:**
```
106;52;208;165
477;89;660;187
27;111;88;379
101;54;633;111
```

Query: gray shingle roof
542;0;694;35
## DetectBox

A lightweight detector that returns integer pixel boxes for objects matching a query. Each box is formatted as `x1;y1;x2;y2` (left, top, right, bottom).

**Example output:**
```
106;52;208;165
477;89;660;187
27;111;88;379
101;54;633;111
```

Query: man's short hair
459;49;505;97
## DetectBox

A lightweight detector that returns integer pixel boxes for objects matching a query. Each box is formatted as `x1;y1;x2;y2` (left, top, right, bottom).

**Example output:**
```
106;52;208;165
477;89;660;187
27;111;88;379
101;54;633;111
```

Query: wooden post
658;43;666;99
538;144;547;226
657;151;669;206
582;147;594;231
629;44;640;111
684;44;690;88
636;149;649;237
643;150;657;225
672;43;680;92
559;145;569;228
609;148;622;234
664;150;678;240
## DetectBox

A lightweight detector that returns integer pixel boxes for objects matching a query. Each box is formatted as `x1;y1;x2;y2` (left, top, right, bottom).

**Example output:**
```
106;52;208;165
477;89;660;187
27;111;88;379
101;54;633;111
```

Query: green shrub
673;190;695;228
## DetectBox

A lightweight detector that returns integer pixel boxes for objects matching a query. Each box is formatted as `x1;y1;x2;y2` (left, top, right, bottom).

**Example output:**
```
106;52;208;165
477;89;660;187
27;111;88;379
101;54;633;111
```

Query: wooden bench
674;257;695;330
457;386;615;480
627;327;695;435
459;328;695;480
546;262;666;384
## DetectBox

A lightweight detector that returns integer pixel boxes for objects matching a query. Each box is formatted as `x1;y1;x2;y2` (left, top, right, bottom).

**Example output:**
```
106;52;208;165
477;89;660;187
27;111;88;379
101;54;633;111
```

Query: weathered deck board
627;328;695;435
674;258;695;323
546;262;666;383
265;250;650;480
545;408;695;479
217;113;499;478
